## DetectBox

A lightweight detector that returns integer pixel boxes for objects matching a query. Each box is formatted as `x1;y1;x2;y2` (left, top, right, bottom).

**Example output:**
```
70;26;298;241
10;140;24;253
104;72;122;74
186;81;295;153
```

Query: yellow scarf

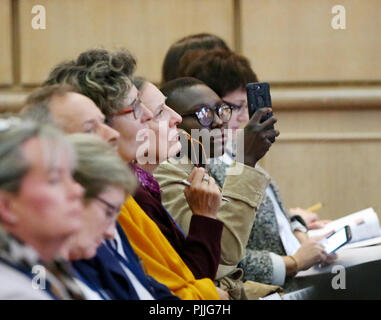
118;196;219;300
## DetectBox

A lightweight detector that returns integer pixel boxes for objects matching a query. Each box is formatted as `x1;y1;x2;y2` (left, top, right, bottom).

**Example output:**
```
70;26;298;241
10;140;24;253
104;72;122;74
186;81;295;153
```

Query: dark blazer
72;223;180;300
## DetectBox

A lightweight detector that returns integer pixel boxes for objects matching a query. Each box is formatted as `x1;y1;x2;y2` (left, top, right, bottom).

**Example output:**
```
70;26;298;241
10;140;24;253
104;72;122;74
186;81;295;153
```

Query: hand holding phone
240;108;279;168
319;225;352;254
246;82;275;143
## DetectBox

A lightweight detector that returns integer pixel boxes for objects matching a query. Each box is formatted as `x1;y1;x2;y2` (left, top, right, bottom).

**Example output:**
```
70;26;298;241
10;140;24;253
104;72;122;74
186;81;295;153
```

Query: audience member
177;49;336;291
0;118;85;299
130;76;224;280
161;33;230;84
157;77;281;299
66;133;178;300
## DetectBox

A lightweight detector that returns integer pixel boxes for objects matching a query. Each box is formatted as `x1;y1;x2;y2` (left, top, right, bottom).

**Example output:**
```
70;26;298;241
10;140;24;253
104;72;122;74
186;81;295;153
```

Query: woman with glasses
130;77;226;285
45;48;223;300
63;134;178;300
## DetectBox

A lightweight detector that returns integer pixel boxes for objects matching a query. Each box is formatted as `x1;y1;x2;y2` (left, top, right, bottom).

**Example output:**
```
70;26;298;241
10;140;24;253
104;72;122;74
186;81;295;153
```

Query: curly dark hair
44;48;137;117
178;48;258;97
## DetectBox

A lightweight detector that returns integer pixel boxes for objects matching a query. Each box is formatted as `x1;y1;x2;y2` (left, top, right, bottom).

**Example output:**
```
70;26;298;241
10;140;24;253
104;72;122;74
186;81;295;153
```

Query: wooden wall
1;0;380;220
0;0;13;86
241;0;381;82
261;87;381;220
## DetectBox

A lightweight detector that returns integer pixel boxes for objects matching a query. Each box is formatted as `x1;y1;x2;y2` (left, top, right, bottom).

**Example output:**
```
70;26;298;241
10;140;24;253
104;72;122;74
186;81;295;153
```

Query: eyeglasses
95;196;121;221
112;96;143;120
182;103;232;127
223;100;247;114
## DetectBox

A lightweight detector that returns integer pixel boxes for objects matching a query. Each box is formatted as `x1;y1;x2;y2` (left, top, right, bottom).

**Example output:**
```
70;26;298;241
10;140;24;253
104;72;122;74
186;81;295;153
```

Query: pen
306;202;323;213
180;179;230;202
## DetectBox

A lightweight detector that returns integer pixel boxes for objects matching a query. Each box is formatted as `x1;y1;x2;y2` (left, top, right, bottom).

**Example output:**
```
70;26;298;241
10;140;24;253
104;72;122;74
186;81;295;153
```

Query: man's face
176;84;227;159
49;92;120;147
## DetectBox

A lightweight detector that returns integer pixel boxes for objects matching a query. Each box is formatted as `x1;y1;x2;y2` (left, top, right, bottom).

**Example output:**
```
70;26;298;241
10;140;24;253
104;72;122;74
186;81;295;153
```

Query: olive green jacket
154;157;270;279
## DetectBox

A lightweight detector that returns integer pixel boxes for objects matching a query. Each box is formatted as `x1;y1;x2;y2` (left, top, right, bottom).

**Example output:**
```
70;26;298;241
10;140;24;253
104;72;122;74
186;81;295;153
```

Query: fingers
250;107;272;123
320;252;338;266
261;115;277;129
263;129;280;140
191;167;205;185
187;167;198;182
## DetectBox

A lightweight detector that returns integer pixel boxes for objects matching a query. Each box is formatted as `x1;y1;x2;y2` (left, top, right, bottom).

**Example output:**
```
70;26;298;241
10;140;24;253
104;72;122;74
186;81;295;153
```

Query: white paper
296;246;381;277
341;235;381;249
308;208;381;243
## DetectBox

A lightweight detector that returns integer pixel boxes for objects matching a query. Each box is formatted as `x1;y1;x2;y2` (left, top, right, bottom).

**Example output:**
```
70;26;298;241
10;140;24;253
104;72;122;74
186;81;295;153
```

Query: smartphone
246;82;275;143
321;225;352;254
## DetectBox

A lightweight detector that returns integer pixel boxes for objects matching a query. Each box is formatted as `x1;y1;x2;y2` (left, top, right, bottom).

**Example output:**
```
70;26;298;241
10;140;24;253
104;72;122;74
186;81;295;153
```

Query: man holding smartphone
155;77;281;299
174;47;337;292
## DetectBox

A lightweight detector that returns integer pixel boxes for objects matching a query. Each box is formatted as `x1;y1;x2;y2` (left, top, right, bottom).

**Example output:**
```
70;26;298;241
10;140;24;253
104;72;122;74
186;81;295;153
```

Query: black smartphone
321;225;352;254
246;82;275;143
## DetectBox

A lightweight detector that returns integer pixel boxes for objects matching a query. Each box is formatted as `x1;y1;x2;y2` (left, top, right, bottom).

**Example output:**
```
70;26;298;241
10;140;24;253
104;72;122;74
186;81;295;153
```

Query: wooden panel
241;0;381;82
261;107;381;221
0;0;13;85
19;0;234;85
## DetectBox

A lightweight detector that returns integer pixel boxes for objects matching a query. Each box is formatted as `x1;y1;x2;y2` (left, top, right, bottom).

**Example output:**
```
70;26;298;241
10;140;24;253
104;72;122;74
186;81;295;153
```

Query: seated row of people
0;33;334;300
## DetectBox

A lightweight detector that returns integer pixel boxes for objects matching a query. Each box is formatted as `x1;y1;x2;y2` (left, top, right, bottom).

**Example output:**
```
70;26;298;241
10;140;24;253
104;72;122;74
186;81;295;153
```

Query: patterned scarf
130;163;162;200
0;227;85;300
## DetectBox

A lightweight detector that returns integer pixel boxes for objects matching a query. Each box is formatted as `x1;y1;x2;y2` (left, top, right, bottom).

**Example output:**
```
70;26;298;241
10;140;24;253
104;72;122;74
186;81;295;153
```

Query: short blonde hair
68;133;137;199
0;116;75;193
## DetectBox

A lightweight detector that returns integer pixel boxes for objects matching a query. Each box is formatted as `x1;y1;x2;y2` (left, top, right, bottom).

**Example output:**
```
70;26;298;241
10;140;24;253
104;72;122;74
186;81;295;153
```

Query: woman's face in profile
66;185;125;261
223;87;250;135
9;137;84;259
111;85;153;163
140;82;182;164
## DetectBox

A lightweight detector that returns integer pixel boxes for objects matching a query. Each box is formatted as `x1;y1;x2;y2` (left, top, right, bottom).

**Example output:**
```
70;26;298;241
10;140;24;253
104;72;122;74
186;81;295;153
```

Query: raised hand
237;107;279;168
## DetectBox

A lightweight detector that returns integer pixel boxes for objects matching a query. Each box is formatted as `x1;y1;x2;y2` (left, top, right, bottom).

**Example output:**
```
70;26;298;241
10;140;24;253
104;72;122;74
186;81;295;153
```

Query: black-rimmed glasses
182;103;232;127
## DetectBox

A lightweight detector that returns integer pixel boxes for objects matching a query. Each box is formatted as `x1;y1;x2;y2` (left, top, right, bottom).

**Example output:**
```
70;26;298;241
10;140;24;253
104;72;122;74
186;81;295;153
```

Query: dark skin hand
240;107;280;168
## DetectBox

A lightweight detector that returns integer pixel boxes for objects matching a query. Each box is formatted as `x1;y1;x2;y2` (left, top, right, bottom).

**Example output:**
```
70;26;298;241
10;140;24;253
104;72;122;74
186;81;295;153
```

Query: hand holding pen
182;167;225;220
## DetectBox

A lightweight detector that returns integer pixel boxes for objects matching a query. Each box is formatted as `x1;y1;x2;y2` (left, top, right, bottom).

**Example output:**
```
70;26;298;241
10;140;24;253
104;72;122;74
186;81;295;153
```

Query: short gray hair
44;48;137;118
67;133;137;199
21;84;77;124
0;116;76;193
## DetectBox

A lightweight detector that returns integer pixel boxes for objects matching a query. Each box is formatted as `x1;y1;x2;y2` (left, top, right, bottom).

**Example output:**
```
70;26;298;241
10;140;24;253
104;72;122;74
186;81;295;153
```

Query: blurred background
1;0;380;220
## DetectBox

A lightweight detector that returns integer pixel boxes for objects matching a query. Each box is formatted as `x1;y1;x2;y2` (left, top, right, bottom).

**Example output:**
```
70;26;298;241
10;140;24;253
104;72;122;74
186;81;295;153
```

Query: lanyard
103;241;155;295
70;266;109;300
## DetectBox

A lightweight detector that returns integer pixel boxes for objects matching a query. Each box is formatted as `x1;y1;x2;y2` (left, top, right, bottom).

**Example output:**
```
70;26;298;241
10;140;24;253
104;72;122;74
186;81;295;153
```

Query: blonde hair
0;117;76;193
67;133;137;199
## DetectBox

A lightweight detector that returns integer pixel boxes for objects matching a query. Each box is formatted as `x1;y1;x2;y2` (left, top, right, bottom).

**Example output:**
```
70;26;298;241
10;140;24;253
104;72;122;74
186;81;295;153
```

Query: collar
0;227;40;270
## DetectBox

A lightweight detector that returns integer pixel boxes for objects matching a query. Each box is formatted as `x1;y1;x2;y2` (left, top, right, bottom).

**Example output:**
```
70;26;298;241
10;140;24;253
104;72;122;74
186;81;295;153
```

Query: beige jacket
154;157;270;279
